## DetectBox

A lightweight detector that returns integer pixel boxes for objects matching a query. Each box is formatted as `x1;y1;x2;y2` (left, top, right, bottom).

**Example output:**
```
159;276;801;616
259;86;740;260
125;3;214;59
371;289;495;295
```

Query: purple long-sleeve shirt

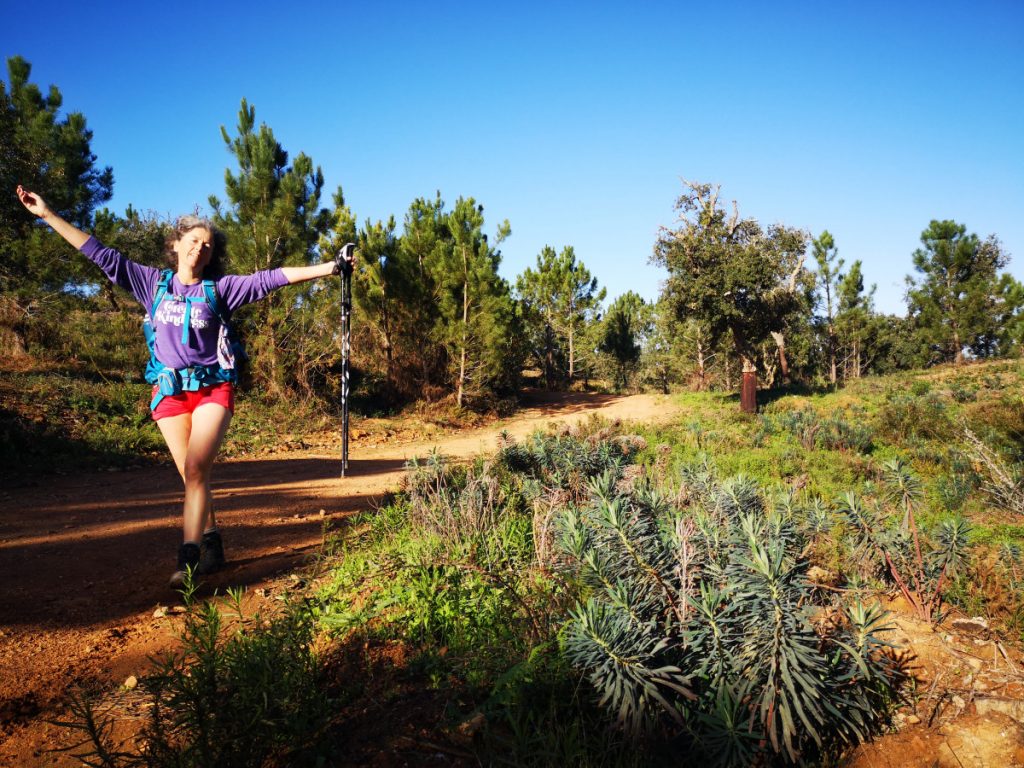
80;237;289;370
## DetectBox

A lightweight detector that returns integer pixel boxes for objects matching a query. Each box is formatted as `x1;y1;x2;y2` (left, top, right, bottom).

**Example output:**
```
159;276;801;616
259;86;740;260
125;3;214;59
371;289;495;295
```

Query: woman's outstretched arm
280;261;338;285
280;247;355;285
16;186;90;249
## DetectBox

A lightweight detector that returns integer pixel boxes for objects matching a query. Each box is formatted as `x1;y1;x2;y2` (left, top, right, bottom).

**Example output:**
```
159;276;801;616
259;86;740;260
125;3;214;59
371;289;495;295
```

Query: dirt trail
0;391;676;765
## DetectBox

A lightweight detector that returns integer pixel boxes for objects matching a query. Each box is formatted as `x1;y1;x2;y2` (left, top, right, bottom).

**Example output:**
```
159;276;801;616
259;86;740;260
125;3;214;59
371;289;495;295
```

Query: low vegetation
61;584;331;767
62;359;1024;766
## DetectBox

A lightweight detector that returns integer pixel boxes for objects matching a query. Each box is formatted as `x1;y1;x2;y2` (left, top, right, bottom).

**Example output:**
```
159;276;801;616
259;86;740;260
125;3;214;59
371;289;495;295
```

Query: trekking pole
337;243;355;477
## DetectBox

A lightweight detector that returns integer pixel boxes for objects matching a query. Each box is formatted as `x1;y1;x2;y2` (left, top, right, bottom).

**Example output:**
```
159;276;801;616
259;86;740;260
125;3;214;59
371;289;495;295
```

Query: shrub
876;390;954;444
963;428;1024;517
932;447;978;513
404;450;501;556
947;378;977;403
0;368;162;483
839;459;972;622
555;466;901;765
760;408;874;454
62;586;332;767
818;411;875;453
480;645;651;767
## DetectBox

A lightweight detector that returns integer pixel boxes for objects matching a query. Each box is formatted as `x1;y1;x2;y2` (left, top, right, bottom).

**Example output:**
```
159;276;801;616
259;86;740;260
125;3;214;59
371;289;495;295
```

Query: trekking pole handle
334;243;356;276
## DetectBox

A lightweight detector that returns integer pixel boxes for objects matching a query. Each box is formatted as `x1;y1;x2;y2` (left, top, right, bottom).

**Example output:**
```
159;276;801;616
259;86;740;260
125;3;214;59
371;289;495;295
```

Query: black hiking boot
169;542;201;590
198;529;226;574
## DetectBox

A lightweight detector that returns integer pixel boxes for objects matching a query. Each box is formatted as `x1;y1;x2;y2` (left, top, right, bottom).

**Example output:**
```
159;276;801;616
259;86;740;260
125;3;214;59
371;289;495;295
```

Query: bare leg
157;403;232;542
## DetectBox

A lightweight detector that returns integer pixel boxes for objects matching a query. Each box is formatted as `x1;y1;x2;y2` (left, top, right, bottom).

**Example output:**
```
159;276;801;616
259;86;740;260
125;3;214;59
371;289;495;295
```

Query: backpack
143;269;246;408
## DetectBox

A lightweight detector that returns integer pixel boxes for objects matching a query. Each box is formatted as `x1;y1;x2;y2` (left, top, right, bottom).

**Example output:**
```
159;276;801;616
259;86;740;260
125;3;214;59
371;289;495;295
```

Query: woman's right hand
16;185;51;219
16;185;90;249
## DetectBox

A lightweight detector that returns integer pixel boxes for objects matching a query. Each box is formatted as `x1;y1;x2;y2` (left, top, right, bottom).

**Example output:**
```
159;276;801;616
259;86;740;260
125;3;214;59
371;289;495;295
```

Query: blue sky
5;0;1023;315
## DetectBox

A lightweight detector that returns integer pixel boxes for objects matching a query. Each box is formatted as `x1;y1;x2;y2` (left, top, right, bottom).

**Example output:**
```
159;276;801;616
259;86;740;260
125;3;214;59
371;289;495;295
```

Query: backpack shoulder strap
202;278;229;324
151;269;173;317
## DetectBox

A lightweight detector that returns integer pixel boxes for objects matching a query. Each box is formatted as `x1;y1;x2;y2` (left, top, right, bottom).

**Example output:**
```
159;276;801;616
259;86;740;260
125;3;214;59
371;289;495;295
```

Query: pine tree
599;292;647;391
994;275;1024;356
1;56;113;354
399;194;455;398
210;99;331;398
352;215;412;398
906;220;1009;365
430;197;519;406
517;245;605;388
835;260;874;379
517;246;564;388
811;231;842;385
640;299;686;394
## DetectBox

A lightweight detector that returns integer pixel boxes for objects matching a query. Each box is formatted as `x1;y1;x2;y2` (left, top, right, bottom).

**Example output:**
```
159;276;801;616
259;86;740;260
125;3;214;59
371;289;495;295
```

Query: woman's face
173;227;214;273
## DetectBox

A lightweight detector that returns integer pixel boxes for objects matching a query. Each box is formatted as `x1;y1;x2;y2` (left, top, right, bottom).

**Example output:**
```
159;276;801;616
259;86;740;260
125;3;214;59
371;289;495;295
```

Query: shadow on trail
517;390;627;417
0;390;644;630
0;456;406;630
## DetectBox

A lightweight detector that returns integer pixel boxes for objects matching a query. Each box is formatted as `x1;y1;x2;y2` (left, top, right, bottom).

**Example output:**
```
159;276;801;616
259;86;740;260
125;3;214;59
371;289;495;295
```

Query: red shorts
152;383;235;421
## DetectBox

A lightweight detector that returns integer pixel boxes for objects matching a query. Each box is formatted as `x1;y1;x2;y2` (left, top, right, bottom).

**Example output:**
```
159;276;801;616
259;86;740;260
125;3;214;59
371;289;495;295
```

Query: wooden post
740;358;758;414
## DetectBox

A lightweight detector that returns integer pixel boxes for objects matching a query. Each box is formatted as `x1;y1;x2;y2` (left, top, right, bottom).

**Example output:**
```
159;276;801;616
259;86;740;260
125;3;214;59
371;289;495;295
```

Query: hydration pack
143;269;246;410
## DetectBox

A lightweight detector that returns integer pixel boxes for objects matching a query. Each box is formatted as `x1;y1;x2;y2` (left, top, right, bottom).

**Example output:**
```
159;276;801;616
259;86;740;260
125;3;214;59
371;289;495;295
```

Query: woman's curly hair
163;216;227;278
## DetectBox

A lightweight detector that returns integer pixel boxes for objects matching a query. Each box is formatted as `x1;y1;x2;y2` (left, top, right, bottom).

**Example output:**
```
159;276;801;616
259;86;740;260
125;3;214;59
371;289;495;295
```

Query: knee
183;458;214;487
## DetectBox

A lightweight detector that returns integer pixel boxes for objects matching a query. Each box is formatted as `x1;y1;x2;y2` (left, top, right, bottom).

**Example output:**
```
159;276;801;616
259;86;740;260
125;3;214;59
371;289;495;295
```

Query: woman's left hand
16;185;51;219
333;243;356;275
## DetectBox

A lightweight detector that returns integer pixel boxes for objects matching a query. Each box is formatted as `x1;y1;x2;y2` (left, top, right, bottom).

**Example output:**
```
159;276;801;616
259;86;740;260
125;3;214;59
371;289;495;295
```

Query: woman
16;185;352;588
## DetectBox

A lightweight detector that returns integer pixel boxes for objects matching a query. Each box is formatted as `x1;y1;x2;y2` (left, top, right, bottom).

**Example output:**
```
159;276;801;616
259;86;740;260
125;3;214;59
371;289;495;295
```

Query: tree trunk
383;338;394;386
102;283;121;312
458;278;468;407
263;310;286;398
828;324;837;386
568;322;575;382
544;323;554;390
740;357;758;413
695;338;707;391
769;331;789;384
